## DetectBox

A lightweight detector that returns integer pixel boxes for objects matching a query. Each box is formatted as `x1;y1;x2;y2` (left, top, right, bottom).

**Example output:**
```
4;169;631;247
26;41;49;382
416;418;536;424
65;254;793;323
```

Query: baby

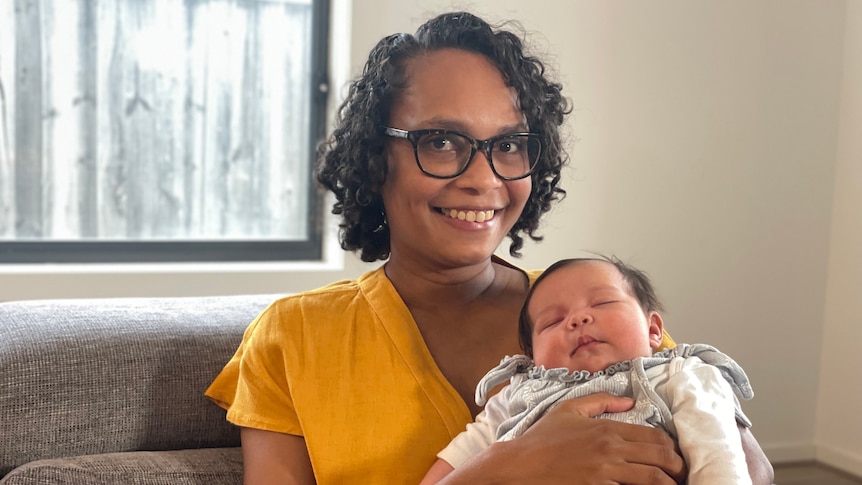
421;256;755;485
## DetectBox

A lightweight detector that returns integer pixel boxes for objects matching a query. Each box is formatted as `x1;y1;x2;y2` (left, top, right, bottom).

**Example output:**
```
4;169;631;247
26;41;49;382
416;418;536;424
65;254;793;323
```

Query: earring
356;187;373;207
373;210;387;233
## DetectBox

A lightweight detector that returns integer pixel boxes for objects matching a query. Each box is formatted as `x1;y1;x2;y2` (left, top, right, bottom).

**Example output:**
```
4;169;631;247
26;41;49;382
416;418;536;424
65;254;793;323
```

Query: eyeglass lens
415;132;540;179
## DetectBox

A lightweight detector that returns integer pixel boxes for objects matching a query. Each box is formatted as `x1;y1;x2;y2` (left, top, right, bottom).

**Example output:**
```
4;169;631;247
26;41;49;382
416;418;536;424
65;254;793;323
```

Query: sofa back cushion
0;295;277;477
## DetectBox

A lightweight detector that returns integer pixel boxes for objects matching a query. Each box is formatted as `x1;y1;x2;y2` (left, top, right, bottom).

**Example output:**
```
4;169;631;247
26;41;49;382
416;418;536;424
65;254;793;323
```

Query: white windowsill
0;210;377;301
0;258;344;275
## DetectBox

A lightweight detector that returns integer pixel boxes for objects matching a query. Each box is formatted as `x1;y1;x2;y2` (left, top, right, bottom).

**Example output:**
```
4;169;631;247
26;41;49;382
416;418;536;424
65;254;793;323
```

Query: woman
206;11;772;484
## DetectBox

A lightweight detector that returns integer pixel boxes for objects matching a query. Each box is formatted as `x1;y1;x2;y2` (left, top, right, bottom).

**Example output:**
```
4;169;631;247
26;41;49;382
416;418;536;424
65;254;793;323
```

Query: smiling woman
202;11;718;485
0;0;328;263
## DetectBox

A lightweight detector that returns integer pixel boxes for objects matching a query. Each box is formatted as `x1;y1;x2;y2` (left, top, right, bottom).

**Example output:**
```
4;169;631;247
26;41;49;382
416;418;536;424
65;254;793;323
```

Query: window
0;0;329;263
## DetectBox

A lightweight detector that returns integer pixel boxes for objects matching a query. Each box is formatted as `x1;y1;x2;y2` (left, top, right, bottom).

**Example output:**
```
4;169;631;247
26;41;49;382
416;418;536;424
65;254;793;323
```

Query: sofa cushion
0;295;276;476
0;447;242;485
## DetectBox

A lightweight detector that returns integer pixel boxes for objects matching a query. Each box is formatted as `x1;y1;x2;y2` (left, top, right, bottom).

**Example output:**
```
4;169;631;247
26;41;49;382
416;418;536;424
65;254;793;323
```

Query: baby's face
528;261;663;373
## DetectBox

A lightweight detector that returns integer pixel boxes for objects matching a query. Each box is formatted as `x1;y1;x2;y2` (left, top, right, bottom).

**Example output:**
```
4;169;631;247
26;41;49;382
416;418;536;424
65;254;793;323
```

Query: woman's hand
439;393;686;485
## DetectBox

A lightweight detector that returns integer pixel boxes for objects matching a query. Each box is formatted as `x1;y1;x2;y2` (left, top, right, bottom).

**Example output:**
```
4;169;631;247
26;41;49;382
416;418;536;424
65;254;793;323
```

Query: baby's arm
419;459;455;485
420;387;512;484
659;357;752;485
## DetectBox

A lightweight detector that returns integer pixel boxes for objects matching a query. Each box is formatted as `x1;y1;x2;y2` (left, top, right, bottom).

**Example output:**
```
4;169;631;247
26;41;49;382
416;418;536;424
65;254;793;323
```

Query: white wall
816;0;862;477
1;0;856;474
539;0;842;468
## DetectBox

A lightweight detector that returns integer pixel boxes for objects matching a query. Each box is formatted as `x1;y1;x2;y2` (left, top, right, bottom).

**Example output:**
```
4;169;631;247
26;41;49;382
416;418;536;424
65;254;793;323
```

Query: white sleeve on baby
436;384;512;469
654;357;752;485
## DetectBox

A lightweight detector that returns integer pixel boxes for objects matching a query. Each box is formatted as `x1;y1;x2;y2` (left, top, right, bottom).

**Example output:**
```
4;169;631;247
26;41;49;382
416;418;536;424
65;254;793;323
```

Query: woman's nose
454;150;502;192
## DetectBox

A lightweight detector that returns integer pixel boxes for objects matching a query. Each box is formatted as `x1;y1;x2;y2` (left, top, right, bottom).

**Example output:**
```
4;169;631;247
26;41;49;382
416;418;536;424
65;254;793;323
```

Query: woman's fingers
613;462;682;485
551;392;635;417
620;439;687;483
520;394;687;484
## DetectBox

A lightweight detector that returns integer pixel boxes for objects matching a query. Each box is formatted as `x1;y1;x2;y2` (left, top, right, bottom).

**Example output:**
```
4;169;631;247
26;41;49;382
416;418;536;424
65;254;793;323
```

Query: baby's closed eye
592;300;618;307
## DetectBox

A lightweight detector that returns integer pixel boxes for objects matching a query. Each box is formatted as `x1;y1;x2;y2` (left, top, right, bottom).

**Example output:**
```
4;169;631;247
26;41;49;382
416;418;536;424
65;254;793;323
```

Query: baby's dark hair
315;11;571;262
518;255;664;357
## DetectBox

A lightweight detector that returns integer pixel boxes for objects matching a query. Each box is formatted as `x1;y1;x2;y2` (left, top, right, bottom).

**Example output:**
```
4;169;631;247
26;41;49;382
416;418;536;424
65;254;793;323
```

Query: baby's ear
647;312;664;349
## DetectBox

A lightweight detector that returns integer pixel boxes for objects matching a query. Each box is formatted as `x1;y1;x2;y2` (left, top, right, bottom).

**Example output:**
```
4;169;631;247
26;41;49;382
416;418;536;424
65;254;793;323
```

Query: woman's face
382;49;532;269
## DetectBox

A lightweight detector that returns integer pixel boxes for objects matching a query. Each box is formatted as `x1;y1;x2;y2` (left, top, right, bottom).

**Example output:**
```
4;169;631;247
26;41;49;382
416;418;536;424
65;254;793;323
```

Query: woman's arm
240;427;316;485
741;424;774;485
437;394;686;485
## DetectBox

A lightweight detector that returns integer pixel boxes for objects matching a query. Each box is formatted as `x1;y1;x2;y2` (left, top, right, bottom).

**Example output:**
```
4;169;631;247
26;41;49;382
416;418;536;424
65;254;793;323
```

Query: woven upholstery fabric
0;447;243;485
0;295;277;477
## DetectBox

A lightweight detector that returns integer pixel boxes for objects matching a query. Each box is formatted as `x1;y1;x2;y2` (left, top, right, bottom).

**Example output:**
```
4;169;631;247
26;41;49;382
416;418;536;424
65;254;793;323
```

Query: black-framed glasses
382;127;542;180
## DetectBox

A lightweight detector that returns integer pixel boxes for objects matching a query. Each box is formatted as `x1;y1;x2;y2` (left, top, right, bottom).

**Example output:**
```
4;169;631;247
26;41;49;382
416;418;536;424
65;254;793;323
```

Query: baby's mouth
573;335;598;354
438;208;495;223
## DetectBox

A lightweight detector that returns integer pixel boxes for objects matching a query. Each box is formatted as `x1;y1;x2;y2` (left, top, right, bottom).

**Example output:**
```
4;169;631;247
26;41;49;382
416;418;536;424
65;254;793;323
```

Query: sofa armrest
0;295;277;477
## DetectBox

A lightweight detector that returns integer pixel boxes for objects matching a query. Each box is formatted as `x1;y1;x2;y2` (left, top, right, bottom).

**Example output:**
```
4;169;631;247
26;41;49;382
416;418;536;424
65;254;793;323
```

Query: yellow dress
206;263;675;484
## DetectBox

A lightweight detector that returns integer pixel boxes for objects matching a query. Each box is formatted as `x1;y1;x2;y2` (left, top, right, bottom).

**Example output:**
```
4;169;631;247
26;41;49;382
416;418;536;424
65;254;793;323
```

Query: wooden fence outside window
0;0;315;247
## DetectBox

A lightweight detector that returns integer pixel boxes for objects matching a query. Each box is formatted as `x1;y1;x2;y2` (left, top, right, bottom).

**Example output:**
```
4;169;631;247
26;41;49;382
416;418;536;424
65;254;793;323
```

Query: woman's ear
647;312;664;349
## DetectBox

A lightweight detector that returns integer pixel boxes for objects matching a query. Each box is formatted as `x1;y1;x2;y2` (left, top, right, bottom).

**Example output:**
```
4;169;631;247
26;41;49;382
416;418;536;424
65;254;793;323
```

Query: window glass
0;0;327;262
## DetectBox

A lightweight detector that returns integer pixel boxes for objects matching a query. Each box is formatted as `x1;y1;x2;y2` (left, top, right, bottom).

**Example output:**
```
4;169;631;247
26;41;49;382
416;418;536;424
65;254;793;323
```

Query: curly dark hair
315;11;571;262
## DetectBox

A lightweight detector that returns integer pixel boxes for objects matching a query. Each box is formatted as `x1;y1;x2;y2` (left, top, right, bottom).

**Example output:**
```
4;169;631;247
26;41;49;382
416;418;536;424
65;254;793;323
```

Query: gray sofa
0;294;278;484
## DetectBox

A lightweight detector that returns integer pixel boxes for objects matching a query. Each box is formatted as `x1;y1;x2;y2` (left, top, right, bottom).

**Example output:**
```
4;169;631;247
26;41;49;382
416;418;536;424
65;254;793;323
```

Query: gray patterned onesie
437;343;755;484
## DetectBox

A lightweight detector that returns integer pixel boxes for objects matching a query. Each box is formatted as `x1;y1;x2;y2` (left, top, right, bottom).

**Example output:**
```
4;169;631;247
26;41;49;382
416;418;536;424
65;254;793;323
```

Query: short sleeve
205;302;303;435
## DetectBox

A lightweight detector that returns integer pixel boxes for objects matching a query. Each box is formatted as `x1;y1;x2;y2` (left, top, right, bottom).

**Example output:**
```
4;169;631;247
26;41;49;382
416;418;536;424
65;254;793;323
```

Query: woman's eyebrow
495;122;530;133
418;117;528;135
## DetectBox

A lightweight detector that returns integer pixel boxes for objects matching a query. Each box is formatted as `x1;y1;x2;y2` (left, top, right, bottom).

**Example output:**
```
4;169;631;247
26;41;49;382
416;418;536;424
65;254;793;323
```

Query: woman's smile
438;207;496;222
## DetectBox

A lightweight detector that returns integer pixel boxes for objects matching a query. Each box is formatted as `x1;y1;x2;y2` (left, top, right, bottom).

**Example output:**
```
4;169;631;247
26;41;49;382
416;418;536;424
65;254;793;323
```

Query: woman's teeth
444;209;495;222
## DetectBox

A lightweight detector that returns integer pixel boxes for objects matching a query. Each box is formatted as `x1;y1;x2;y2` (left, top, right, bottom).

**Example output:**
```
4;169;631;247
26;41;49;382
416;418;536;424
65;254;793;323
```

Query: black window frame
0;0;330;264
